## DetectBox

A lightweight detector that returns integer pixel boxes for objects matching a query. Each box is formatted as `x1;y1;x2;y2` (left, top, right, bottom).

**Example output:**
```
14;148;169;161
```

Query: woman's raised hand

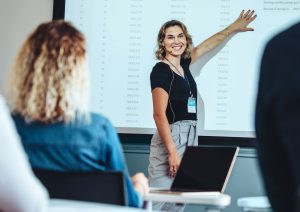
229;10;257;33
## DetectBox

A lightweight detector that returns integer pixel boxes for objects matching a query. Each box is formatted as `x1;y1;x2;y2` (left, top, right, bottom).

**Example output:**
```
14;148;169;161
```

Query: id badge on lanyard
187;97;196;113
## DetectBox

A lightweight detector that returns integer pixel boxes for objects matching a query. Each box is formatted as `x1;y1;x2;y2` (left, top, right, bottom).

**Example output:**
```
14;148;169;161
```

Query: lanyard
165;57;193;97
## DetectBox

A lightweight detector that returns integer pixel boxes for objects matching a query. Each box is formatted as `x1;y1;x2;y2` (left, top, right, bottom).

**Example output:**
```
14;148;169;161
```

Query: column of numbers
125;0;143;124
98;0;109;111
216;0;231;127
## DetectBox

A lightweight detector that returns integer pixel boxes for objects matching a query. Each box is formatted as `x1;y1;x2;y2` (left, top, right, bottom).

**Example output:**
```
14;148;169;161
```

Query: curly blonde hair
155;20;193;60
6;20;89;123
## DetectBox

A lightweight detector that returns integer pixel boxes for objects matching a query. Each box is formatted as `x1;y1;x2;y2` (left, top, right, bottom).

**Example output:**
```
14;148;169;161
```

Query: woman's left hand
229;10;257;33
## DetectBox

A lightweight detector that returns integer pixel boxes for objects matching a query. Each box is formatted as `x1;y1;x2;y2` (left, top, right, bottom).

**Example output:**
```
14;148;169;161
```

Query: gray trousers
148;120;198;211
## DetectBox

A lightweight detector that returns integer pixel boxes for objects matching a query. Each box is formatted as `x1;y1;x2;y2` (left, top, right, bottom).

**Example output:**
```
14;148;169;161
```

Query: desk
144;192;231;212
49;199;147;212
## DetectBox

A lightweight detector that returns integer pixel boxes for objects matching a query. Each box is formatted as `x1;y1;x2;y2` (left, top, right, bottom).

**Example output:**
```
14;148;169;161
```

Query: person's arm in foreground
0;95;49;212
104;119;148;207
191;9;257;64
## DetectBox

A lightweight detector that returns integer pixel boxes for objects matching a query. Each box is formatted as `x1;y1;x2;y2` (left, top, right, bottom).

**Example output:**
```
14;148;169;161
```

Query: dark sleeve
255;30;300;212
150;64;172;93
103;119;142;208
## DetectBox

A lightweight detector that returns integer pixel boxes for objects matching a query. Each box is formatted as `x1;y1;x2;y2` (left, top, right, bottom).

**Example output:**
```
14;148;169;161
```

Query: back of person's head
6;20;89;123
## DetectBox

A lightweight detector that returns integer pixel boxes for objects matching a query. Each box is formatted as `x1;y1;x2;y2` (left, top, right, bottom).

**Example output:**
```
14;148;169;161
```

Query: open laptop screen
171;146;239;192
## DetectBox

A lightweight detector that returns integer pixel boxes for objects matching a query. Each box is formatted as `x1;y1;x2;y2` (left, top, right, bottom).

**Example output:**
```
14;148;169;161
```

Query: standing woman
149;10;257;211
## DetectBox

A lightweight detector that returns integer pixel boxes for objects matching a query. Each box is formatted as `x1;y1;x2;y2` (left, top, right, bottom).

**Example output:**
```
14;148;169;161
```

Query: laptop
150;146;239;195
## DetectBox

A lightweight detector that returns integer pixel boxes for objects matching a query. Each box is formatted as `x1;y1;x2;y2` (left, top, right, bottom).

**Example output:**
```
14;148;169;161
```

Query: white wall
0;0;53;92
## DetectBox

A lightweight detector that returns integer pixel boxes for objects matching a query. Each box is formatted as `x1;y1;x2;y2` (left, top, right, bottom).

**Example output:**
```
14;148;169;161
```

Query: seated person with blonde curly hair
6;20;148;208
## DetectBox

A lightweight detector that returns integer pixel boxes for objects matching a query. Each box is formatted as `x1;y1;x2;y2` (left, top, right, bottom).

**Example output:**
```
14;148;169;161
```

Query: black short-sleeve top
150;58;197;124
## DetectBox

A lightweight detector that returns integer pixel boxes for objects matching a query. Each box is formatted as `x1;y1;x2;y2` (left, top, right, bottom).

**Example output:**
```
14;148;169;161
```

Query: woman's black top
150;58;197;124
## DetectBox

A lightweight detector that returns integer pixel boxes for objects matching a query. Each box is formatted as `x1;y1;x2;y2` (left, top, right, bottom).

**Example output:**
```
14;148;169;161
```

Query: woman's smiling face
163;25;187;57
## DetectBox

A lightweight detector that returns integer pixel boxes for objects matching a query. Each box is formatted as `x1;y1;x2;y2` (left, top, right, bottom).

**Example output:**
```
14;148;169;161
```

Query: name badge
187;97;196;113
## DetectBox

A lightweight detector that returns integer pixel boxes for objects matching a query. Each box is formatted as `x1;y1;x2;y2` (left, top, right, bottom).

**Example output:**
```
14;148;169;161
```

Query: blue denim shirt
12;113;142;208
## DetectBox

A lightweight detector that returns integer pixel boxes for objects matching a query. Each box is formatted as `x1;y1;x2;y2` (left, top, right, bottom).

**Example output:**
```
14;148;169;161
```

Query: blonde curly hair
6;20;89;123
155;20;193;60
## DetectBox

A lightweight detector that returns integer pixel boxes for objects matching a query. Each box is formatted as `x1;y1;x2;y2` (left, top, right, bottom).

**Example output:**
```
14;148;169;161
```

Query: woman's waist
171;119;197;127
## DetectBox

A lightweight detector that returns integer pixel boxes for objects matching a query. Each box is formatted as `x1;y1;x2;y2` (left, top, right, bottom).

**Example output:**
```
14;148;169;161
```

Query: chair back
33;169;127;206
